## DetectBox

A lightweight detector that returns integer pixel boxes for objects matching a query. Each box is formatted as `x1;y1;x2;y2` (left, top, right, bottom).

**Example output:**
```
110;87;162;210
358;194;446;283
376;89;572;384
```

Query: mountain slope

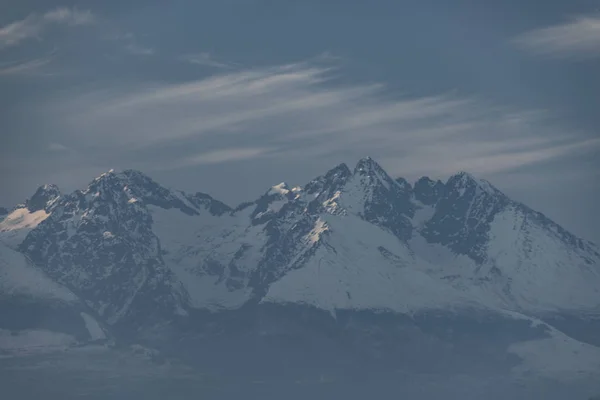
17;170;190;326
1;157;599;383
2;158;598;321
410;172;600;315
0;243;107;354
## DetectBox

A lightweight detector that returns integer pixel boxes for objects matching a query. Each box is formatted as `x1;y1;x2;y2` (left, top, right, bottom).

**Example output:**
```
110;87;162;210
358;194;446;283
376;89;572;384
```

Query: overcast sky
1;0;599;243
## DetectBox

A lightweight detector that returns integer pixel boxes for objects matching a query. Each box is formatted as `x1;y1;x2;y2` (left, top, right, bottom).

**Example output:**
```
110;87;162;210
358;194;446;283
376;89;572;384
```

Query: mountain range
1;157;599;385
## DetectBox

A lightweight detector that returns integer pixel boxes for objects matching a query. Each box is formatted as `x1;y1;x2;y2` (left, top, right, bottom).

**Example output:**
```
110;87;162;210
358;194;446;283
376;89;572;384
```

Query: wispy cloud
125;42;154;56
0;55;53;75
182;52;237;69
0;7;94;49
39;60;599;177
114;32;155;56
48;143;69;152
514;15;600;58
161;147;273;170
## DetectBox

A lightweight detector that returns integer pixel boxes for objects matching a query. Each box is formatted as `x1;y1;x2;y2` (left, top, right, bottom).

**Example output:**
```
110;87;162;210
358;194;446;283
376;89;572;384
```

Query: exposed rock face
1;158;599;381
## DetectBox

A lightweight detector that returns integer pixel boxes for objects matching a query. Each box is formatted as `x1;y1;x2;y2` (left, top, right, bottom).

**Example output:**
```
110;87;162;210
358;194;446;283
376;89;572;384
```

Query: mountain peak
325;163;352;179
88;168;161;192
354;156;385;174
395;177;413;191
304;163;351;196
414;177;445;205
268;182;291;196
446;171;502;197
26;184;61;212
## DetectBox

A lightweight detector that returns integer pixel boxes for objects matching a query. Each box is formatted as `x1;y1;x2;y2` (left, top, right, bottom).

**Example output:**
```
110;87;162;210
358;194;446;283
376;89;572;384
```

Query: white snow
147;205;262;310
331;174;373;214
306;218;329;244
411;203;435;229
268;182;290;196
268;199;287;213
0;208;49;248
80;313;107;341
505;313;600;380
262;213;478;314
484;205;600;313
0;243;77;302
407;204;600;314
477;178;497;195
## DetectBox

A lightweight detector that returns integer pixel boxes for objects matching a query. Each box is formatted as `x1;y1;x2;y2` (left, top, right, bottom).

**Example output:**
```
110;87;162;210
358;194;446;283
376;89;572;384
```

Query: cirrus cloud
0;7;94;49
35;60;599;180
514;15;600;59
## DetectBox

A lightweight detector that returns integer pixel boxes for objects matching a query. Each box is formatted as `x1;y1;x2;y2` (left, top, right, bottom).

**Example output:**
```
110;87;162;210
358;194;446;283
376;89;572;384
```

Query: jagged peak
413;176;445;205
354;156;385;174
415;176;442;187
88;168;162;192
353;156;400;192
268;182;291;196
304;163;351;195
324;163;351;179
185;191;232;216
394;177;413;191
446;171;502;196
26;184;61;212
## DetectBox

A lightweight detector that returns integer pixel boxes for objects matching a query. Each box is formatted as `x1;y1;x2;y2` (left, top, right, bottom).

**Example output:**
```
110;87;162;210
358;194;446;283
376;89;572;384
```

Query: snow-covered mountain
2;158;599;321
1;157;599;379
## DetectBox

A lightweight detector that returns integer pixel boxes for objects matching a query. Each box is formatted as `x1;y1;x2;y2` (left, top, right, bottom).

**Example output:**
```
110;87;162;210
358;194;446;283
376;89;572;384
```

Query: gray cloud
514;15;600;58
0;7;94;49
37;61;598;181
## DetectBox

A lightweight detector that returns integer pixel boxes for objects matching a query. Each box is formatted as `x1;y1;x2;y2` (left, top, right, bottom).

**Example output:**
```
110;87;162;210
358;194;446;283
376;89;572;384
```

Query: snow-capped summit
2;158;599;386
25;184;61;213
445;171;504;198
304;162;352;199
1;159;598;329
17;169;191;325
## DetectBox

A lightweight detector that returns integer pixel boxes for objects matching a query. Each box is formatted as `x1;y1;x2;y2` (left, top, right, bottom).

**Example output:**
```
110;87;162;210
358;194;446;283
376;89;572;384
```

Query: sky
0;0;599;243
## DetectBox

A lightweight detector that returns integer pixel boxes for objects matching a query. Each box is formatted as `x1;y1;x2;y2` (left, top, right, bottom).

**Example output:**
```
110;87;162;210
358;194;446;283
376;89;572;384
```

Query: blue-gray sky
1;0;599;243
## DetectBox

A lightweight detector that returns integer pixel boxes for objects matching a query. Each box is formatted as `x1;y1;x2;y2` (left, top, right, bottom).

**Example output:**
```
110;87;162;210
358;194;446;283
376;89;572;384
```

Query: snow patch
263;213;476;314
268;182;290;196
306;218;329;244
0;208;49;248
485;205;600;313
0;243;77;302
411;203;435;228
148;205;262;310
508;321;600;381
269;199;287;213
80;313;106;341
